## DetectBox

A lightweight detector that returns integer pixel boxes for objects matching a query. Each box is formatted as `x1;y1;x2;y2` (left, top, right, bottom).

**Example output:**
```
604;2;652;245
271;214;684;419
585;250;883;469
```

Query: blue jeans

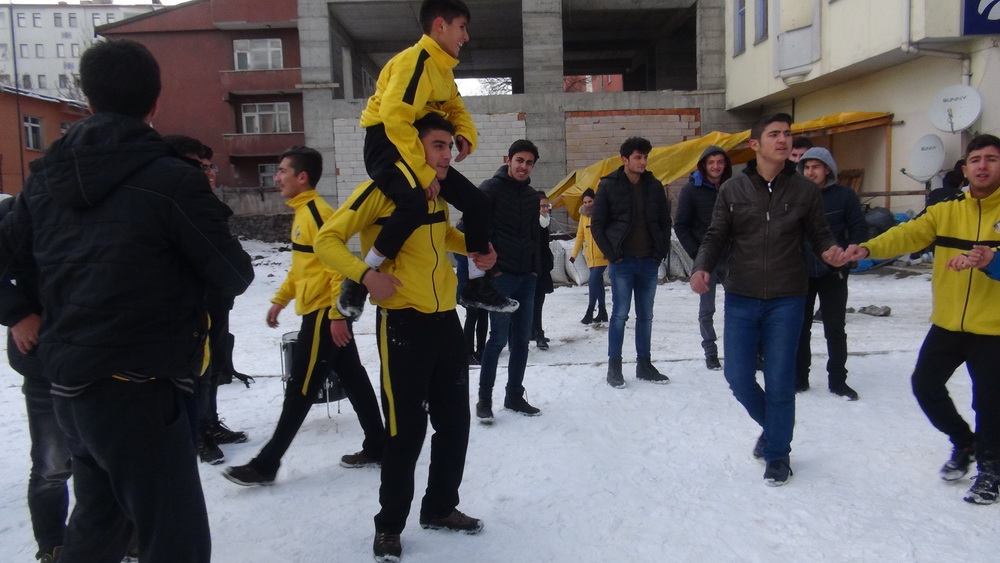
723;293;805;462
479;273;536;401
608;257;659;361
587;266;607;309
23;375;72;556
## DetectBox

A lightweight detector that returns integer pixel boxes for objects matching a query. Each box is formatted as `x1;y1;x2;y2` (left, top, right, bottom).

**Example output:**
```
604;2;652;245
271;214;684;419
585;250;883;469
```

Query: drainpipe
901;0;971;85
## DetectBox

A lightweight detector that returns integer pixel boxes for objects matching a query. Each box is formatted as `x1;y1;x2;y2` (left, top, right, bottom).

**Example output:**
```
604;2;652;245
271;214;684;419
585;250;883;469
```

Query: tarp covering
549;111;891;220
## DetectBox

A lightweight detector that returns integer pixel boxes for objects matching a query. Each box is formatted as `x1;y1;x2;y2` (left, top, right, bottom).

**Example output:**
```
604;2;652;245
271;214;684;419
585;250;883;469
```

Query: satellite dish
905;134;945;183
928;84;982;133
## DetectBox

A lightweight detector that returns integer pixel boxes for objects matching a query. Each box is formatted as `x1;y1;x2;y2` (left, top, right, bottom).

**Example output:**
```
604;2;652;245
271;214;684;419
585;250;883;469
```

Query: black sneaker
208;420;248;444
198;432;225;465
38;546;61;563
504;395;541;416
829;383;859;401
636;360;669;384
341;450;381;468
373;532;402;563
476;400;494;425
753;433;767;459
222;463;275;487
337;277;369;321
763;459;793;486
419;509;484;534
536;338;549;350
941;443;976;481
705;355;722;371
795;379;810;393
964;470;999;505
460;277;519;313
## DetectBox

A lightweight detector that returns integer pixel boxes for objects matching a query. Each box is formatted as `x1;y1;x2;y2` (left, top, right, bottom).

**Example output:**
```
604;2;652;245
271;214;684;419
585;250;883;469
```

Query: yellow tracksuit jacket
571;209;609;268
272;190;343;320
359;35;478;190
862;188;1000;335
314;180;466;314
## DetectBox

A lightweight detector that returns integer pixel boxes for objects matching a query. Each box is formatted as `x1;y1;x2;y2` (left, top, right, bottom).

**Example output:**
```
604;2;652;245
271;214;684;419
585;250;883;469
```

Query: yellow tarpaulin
549;111;891;220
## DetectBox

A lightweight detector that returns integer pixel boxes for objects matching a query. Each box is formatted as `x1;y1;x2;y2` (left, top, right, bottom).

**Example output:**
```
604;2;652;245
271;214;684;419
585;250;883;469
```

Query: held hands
330;319;352;347
821;245;851;268
839;244;870;264
947;245;996;271
266;303;284;328
11;313;41;354
689;270;711;294
468;243;499;271
363;270;403;301
425;178;441;201
455;135;471;162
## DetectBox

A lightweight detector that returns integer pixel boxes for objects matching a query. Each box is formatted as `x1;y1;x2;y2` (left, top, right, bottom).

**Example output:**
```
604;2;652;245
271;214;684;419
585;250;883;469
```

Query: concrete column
299;0;338;201
696;0;726;90
522;0;563;94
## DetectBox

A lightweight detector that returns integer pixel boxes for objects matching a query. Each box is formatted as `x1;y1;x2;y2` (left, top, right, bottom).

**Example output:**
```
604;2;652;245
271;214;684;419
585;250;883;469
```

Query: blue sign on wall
965;0;1000;35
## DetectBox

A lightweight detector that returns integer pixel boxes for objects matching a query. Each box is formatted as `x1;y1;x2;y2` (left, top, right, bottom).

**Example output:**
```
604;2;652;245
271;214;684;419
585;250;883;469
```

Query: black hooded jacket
480;165;540;275
0;113;254;392
591;166;671;264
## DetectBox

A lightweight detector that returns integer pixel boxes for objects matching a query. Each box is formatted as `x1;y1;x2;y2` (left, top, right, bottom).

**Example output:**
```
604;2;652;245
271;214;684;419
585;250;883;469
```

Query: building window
57;44;65;58
19;44;28;58
92;13;101;27
59;74;69;89
25;116;43;150
734;0;746;55
0;44;7;60
22;74;31;89
38;75;47;89
754;0;769;43
0;75;11;87
32;13;42;27
107;14;116;23
0;12;6;30
233;39;283;71
71;44;80;57
17;13;26;28
54;13;63;27
61;122;73;135
259;163;279;188
69;13;78;28
242;102;292;133
35;44;44;58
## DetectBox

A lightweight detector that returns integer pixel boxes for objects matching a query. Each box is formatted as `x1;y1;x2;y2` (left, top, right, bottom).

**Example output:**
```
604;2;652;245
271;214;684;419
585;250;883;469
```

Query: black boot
594;304;608;323
580;305;594;325
606;358;625;389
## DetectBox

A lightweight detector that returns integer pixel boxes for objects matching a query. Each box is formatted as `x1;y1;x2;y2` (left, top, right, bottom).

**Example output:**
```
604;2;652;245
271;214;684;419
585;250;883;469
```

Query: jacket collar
285;189;318;210
418;35;459;70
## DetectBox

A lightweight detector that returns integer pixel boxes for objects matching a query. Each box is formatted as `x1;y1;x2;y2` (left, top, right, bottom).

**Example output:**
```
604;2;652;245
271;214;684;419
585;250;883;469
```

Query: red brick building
99;0;302;193
0;87;88;195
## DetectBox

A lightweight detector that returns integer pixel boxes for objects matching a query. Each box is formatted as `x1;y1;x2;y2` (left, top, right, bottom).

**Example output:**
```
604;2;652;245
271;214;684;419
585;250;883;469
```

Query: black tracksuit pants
796;270;850;388
363;124;489;258
374;307;470;534
912;324;1000;464
252;308;384;477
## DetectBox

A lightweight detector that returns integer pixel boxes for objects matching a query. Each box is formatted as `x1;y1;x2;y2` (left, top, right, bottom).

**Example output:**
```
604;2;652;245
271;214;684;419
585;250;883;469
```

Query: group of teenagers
2;1;999;563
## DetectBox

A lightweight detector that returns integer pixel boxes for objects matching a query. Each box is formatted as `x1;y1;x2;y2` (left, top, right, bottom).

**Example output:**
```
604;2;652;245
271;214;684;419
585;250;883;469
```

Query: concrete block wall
564;109;702;171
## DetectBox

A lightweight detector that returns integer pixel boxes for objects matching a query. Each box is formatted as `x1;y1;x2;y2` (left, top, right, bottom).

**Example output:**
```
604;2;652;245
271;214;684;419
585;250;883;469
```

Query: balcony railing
220;68;302;95
222;131;304;157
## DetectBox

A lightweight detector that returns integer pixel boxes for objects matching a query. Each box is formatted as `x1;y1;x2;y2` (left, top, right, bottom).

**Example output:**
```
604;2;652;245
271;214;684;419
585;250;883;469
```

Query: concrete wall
565;109;701;171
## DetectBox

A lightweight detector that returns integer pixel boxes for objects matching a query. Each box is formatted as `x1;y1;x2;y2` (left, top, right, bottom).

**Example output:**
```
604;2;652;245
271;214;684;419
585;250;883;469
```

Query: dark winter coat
692;158;836;299
537;218;554;294
0;197;43;378
674;145;732;258
480;165;540;275
591;166;672;264
0;112;255;392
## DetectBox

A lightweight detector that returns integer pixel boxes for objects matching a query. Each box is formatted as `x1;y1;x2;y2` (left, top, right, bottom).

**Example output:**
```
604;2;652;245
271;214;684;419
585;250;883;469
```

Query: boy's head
619;137;652;177
962;134;1000;195
505;140;539;182
415;114;456;181
275;146;323;198
421;0;470;58
80;39;161;119
789;136;814;163
749;113;793;164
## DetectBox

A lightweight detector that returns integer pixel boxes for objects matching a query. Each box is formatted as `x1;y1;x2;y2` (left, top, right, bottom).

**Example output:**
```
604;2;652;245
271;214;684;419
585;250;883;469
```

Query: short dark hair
80;39;161;118
420;0;471;34
750;113;793;141
279;146;323;188
162;135;208;160
792;136;814;150
581;188;596;200
619;137;652;158
414;113;455;138
965;134;1000;159
508;139;539;161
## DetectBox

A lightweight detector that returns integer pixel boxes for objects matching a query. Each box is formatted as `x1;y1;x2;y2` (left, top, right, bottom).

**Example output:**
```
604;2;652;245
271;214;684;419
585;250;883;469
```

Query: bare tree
478;76;512;95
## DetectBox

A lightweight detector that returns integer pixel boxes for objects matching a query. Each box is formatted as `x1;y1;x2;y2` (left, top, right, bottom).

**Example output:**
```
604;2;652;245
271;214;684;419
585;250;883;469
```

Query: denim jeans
723;293;805;462
587;266;607;310
698;269;722;357
607;257;659;361
479;272;536;401
23;375;72;555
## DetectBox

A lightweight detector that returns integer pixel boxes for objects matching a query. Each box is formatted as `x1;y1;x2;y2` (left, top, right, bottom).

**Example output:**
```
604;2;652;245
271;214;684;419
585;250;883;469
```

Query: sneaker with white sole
222;463;275;487
419;509;484;534
373;532;401;563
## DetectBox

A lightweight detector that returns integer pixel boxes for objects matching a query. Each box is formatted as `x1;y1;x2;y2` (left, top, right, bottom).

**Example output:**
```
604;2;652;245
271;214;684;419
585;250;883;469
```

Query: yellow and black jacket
359;35;478;190
273;190;343;319
863;188;1000;335
315;179;465;314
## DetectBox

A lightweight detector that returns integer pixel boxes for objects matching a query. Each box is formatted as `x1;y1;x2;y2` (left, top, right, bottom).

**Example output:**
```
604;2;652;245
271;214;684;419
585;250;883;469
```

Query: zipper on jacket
429;200;441;312
960;200;983;331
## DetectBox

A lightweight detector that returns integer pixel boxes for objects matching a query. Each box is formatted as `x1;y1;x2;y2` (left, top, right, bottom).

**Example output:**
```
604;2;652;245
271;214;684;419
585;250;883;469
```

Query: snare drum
279;331;347;404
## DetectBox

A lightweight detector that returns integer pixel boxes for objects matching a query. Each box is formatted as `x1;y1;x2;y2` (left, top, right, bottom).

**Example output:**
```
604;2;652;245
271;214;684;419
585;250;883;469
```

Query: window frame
241;102;292;134
259;163;279;188
233;39;284;71
754;0;769;44
24;115;43;150
734;0;747;55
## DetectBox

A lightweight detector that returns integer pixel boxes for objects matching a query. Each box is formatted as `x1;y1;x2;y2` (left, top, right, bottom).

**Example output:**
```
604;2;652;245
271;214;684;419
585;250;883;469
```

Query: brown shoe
419;508;484;534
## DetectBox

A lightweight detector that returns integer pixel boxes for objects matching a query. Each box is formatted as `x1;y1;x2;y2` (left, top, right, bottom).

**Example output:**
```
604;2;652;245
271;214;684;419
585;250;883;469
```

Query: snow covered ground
0;240;995;562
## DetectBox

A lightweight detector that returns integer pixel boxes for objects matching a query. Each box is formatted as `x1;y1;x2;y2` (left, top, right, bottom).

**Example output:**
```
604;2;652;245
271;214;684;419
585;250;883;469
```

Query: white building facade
725;0;1000;213
0;1;158;99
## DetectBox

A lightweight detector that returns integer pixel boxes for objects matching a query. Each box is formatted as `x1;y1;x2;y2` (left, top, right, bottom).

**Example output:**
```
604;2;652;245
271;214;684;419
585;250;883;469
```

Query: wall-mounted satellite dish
928;84;982;133
903;134;945;183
